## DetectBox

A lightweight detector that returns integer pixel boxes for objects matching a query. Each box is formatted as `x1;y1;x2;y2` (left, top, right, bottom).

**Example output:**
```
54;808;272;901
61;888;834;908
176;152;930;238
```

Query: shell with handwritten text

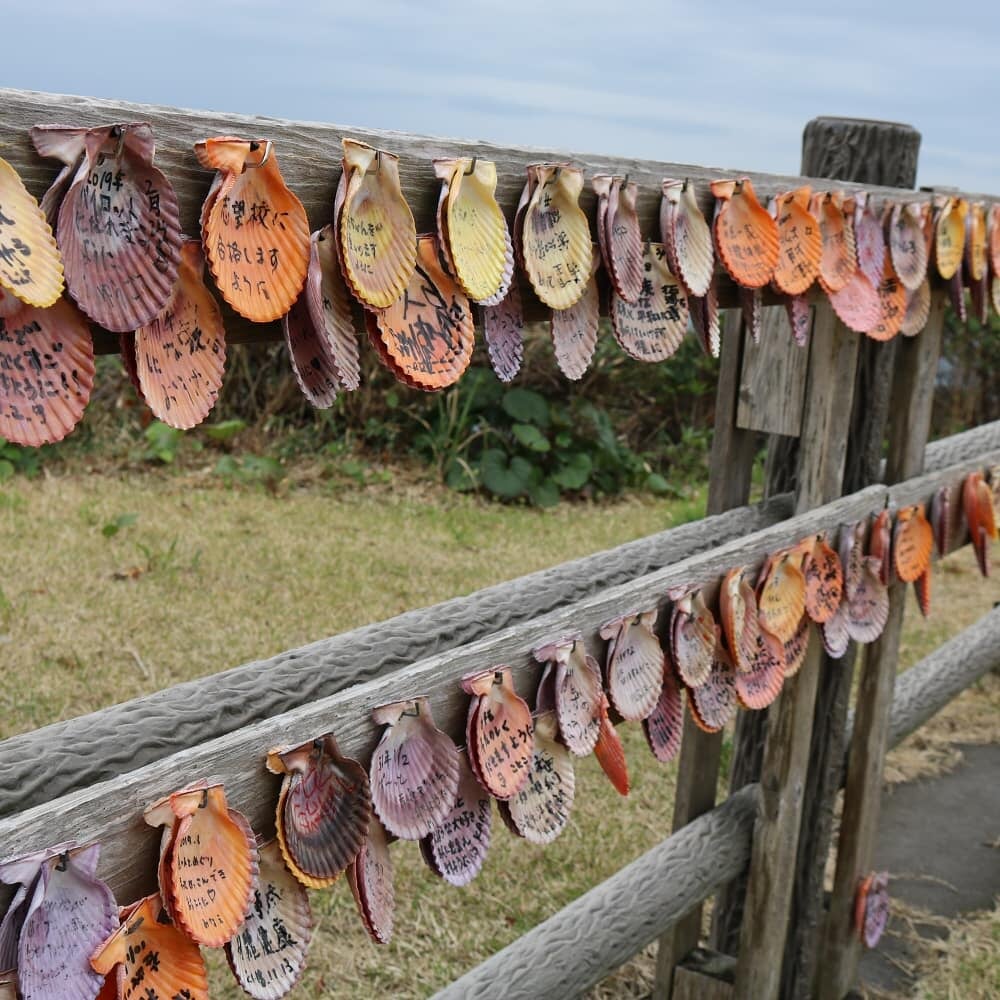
534;635;604;757
710;178;779;289
670;589;717;689
643;667;684;763
482;278;524;382
660;179;714;298
719;567;760;675
772;188;821;296
550;250;600;379
347;818;394;945
886;201;927;292
600;609;664;721
688;647;738;733
593;175;643;303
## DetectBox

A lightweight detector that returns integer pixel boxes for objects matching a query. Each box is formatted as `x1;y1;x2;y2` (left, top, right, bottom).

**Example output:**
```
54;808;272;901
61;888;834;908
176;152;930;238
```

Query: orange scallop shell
893;504;933;583
965;202;988;282
599;608;664;721
934;197;966;281
502;711;576;845
593;694;630;796
914;565;931;618
369;697;460;841
434;158;511;304
809;191;854;295
803;535;844;624
611;241;689;362
867;254;907;341
482;278;524;383
520;164;593;309
736;630;785;710
226;840;314;1000
900;277;931;337
772;188;821;296
461;667;534;800
756;551;806;643
35;124;182;333
853;192;886;287
0;155;64;308
304;224;360;391
711;178;779;289
688;647;738;733
720;567;760;674
660;179;714;298
347;817;394;945
828;270;881;334
643;667;684;763
266;734;371;890
336;140;417;310
886;201;928;291
550;250;599;380
670;590;717;688
593;175;643;303
783;614;811;677
963;471;998;577
135;239;225;430
90;893;208;1000
374;234;475;391
0;296;94;446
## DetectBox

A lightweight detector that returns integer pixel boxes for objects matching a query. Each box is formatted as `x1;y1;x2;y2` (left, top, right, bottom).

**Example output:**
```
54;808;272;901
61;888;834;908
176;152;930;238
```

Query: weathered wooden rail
2;91;999;999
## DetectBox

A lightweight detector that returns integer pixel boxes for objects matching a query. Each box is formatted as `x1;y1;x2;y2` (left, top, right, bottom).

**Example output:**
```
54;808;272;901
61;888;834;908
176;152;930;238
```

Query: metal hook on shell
465;156;478;176
111;124;127;162
246;140;272;169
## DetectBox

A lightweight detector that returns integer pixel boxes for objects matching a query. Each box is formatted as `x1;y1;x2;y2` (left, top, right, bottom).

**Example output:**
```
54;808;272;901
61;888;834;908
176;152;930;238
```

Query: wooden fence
1;89;999;999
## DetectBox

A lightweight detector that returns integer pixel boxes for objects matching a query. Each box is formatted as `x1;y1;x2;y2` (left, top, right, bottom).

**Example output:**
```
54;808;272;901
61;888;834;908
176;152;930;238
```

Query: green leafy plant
142;422;183;464
0;439;42;481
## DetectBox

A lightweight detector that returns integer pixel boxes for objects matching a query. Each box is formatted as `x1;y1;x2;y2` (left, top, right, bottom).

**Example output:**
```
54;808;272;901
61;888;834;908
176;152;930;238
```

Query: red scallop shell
868;509;893;586
688;647;738;733
893;504;933;583
593;695;630;796
963;471;998;577
643;667;684;763
736;630;785;710
783;614;811;677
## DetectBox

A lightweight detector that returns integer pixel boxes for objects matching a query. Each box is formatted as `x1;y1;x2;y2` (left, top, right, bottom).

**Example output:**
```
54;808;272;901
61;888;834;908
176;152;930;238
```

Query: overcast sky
2;1;997;194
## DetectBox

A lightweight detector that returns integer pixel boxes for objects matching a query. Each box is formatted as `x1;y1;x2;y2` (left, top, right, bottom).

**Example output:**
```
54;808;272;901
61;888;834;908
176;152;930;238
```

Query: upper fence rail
2;88;998;348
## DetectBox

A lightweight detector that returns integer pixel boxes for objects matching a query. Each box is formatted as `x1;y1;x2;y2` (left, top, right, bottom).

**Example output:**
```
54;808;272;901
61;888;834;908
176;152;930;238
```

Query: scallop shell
643;667;683;764
949;265;968;324
135;239;226;429
226;840;314;1000
992;275;1000;318
914;565;931;618
347;818;394;945
930;484;951;557
670;590;716;688
719;567;760;675
900;277;931;337
283;292;340;408
121;332;146;403
436;158;512;303
969;269;989;326
736;630;785;710
461;667;534;800
599;608;664;721
90;893;208;1000
198;137;310;323
374;233;475;391
482;278;524;382
305;224;361;391
963;471;997;577
512;165;538;272
0;156;64;308
423;751;492;887
17;845;117;1000
867;255;907;341
822;601;851;659
772;188;821;296
369;697;461;841
810;192;853;294
503;712;575;845
965;202;988;282
43;124;182;331
757;552;806;643
887;201;928;291
989;204;1000;278
783;614;811;678
520;164;593;309
828;270;881;334
855;871;890;949
535;635;603;756
868;509;893;586
611;241;688;362
934;196;966;281
710;178;779;288
740;285;762;343
0;296;95;446
853;192;886;288
688;648;738;733
689;273;721;357
593;694;630;796
29;126;87;228
785;294;811;347
550;249;599;379
266;734;371;889
593;175;643;303
337;140;417;310
660;179;714;297
0;883;29;970
803;535;844;624
893;504;933;583
365;310;423;390
845;557;890;644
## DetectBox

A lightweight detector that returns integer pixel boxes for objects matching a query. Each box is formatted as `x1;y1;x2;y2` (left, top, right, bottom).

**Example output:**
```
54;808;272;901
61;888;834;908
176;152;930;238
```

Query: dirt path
859;743;1000;996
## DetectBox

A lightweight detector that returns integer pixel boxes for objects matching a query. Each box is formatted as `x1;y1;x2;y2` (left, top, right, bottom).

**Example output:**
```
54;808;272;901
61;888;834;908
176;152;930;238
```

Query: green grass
0;470;996;997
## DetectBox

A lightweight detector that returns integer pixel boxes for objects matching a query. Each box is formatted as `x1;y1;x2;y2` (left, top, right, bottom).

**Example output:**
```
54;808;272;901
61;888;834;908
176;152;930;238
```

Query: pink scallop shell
735;630;785;710
601;610;665;721
670;591;717;688
283;292;340;408
845;556;890;644
853;193;886;288
828;270;881;334
482;278;524;382
369;697;461;841
542;637;603;756
740;285;763;344
550;251;600;380
900;277;931;337
785;294;811;347
660;179;714;298
688;649;738;732
643;668;683;763
594;175;643;304
783;614;811;678
689;272;721;357
887;201;928;291
347;818;394;945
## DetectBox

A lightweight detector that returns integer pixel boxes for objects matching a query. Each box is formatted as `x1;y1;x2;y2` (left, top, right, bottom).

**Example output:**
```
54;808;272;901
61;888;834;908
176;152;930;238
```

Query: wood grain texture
654;308;755;1000
817;291;947;999
736;308;811;437
434;786;760;1000
0;494;791;817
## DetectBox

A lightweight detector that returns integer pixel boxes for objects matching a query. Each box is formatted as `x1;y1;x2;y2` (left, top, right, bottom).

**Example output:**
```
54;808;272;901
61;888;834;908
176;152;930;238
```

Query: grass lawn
0;470;996;998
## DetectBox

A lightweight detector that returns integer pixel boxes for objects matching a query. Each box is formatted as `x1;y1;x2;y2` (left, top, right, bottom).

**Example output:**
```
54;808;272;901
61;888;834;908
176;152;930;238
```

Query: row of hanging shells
5;123;996;448
0;469;993;998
